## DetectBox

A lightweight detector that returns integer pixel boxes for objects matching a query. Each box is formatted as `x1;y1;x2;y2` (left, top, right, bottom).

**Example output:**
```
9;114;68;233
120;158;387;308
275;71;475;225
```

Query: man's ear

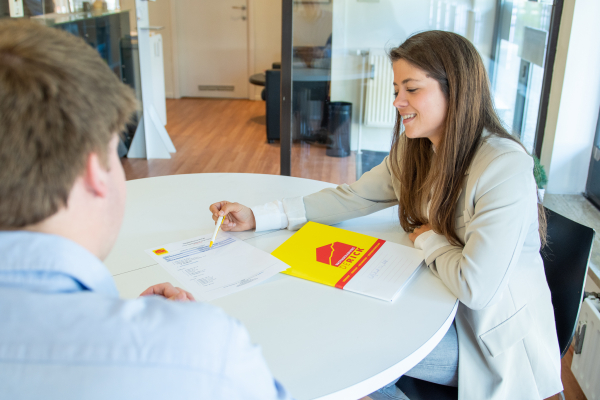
82;152;109;198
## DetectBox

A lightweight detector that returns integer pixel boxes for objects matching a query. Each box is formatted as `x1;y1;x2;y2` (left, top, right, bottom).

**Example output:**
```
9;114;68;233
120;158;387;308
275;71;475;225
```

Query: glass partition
284;0;558;184
491;0;553;153
17;0;122;16
2;0;140;154
32;7;141;152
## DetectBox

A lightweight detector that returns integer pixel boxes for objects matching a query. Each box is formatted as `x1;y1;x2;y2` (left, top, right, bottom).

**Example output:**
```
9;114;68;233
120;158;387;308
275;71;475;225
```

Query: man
0;19;290;400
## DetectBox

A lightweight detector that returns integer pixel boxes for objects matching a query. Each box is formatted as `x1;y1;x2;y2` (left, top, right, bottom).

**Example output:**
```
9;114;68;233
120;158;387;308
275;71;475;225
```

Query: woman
209;31;562;399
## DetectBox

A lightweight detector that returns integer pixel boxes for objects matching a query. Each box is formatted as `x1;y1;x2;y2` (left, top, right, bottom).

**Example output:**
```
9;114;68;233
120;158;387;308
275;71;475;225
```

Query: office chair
265;69;280;143
395;207;594;400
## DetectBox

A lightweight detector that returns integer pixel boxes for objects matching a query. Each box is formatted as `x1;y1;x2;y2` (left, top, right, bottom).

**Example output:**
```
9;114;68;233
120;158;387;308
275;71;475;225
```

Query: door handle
232;6;246;10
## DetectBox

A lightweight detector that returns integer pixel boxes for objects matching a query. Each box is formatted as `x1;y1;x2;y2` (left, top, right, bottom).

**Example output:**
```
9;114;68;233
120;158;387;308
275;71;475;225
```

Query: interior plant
533;155;548;201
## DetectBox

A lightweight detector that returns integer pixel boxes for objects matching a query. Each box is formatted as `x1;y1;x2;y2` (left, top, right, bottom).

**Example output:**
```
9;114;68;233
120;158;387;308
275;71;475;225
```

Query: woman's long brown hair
389;31;547;247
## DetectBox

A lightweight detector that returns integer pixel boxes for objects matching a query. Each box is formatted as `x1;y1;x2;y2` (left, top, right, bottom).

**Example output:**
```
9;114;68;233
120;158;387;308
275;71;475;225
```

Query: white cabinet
571;297;600;400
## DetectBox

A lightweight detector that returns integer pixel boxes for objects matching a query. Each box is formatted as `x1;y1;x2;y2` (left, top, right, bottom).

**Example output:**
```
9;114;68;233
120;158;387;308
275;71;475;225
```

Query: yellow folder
272;222;386;289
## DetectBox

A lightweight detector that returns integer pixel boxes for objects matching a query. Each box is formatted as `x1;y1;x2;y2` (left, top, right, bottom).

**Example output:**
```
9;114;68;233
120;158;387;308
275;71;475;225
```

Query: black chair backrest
265;69;280;142
541;207;594;357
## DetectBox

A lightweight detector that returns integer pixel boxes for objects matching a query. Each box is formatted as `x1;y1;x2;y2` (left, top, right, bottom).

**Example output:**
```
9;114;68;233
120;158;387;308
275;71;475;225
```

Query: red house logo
316;242;364;269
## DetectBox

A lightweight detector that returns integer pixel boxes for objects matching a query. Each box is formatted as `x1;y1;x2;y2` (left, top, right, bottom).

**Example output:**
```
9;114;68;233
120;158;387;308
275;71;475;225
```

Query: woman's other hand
408;224;433;243
209;201;256;231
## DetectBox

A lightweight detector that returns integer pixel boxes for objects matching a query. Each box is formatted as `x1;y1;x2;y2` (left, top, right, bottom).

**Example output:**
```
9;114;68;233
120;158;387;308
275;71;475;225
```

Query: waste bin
326;102;352;157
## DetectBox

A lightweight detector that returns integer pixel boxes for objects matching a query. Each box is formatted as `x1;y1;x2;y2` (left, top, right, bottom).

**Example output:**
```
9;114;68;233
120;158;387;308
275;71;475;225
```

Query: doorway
174;0;249;99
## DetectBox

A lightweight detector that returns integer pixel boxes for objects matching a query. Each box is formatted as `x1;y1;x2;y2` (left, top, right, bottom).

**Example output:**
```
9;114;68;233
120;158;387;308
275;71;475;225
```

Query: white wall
331;0;497;64
585;276;600;293
293;2;332;47
249;0;282;100
120;0;136;31
147;0;175;98
541;0;600;194
121;0;281;100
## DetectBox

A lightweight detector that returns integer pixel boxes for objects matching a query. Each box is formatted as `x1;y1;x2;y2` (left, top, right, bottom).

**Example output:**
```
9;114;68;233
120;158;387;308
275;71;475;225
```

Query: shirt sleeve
413;230;436;250
251;198;309;232
251;200;288;232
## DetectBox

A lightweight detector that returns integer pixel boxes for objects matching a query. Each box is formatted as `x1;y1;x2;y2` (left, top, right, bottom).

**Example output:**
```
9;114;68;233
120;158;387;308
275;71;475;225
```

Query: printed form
146;233;289;301
343;242;425;302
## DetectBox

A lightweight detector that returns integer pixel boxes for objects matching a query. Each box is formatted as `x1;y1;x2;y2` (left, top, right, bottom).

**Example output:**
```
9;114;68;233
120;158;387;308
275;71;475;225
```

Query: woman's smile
401;113;417;123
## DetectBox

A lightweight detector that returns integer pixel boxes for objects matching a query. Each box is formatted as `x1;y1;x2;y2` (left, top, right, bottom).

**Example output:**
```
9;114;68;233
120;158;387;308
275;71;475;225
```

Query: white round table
104;173;458;400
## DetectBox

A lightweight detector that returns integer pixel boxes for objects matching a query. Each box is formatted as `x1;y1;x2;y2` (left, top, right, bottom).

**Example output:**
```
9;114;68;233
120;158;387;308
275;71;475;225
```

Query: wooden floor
558;345;587;400
123;98;587;400
122;98;356;184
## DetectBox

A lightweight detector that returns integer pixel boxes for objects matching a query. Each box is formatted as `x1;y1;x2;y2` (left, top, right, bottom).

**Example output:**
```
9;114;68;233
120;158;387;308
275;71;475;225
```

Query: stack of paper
271;222;424;302
146;233;288;301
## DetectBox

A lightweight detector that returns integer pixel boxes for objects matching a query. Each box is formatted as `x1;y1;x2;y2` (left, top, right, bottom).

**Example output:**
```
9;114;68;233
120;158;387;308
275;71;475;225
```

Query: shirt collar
0;231;119;297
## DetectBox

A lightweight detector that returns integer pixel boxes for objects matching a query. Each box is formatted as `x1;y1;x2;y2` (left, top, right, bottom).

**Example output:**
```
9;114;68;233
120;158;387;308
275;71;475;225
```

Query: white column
128;0;176;159
541;0;600;194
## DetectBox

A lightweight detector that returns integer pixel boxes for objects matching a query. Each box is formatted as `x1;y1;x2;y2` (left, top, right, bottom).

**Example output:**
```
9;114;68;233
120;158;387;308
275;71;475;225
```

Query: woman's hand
139;282;195;302
209;201;256;231
408;224;433;243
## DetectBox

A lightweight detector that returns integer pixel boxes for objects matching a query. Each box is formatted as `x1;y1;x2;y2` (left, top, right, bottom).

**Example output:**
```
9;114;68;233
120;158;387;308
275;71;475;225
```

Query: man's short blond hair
0;19;137;228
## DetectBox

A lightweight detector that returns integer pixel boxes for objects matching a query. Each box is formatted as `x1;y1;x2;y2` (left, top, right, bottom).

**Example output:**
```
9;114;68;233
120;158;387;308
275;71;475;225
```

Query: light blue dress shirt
0;231;292;400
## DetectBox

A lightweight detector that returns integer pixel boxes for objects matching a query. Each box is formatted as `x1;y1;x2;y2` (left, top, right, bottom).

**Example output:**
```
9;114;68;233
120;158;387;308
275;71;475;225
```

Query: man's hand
209;201;256;232
140;282;195;302
408;224;433;243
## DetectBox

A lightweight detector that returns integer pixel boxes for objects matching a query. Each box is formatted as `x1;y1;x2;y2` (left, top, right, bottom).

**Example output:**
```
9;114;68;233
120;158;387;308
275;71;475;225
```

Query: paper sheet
343;242;424;302
146;233;289;301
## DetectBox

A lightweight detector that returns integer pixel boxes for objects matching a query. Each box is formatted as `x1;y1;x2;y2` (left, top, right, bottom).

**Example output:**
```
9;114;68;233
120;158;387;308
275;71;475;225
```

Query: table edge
315;300;459;400
125;172;341;186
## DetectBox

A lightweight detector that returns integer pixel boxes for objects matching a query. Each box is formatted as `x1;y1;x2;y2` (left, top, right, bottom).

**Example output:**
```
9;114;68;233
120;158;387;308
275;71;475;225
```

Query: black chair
542;207;594;357
395;375;458;399
396;207;594;400
265;69;280;143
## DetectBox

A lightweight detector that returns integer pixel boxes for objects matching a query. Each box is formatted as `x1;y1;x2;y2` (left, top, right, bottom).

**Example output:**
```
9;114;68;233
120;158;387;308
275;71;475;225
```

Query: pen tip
209;241;213;248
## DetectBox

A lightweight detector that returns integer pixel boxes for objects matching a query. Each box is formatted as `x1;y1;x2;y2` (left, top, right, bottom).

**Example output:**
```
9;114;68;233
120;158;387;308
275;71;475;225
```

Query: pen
209;215;225;248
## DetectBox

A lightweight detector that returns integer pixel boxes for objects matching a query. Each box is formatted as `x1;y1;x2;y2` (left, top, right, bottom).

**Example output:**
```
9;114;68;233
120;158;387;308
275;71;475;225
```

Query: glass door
280;0;559;184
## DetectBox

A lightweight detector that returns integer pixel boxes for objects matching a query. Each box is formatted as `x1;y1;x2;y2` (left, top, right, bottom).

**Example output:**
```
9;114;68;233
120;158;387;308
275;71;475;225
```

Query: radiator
364;54;397;127
571;297;600;400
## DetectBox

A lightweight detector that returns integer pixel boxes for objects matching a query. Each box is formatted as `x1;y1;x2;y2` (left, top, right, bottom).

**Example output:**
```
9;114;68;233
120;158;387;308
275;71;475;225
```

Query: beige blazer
299;136;563;399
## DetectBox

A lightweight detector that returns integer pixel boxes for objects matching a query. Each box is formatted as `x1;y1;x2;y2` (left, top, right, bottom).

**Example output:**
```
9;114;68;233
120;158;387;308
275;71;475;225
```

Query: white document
343;242;425;302
146;233;288;301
